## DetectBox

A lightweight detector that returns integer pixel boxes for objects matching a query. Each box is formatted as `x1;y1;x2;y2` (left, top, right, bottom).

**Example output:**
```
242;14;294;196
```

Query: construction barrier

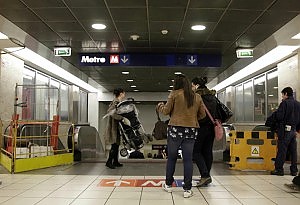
0;84;74;173
229;131;277;171
0;117;74;173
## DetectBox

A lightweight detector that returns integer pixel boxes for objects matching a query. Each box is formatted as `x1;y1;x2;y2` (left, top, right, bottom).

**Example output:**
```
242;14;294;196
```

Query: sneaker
183;190;193;198
198;177;212;187
162;183;172;193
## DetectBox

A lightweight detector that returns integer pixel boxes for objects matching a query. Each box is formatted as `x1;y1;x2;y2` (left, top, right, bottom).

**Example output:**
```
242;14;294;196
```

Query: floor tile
78;190;112;199
173;198;208;205
0;196;12;203
1;197;42;205
105;198;140;205
19;190;53;197
71;198;107;205
47;190;82;198
206;198;242;205
230;190;265;199
141;191;172;200
259;190;295;198
0;189;25;197
35;197;74;205
140;199;173;205
238;198;276;205
110;191;141;199
270;197;300;205
201;191;234;199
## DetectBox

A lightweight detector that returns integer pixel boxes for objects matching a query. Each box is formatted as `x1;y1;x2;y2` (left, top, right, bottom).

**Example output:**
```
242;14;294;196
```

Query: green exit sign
54;47;71;56
236;49;253;58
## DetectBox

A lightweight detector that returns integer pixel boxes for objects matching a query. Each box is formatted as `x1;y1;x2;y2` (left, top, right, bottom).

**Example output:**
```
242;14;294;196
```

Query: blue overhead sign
79;53;221;67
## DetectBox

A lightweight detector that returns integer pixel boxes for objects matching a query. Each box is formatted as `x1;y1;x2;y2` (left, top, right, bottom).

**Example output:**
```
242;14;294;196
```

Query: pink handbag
203;104;224;141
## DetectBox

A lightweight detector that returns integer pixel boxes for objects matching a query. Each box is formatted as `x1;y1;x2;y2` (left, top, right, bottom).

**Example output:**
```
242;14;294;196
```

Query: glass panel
217;91;225;103
79;90;88;123
267;69;278;116
49;79;59;119
22;68;36;120
244;80;253;121
35;73;49;120
235;84;243;121
254;75;266;121
60;83;69;121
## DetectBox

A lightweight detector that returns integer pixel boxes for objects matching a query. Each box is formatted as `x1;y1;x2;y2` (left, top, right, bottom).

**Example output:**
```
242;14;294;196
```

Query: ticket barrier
229;131;277;171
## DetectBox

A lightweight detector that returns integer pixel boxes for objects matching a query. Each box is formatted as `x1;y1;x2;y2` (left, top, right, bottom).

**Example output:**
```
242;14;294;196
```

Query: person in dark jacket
270;87;300;176
191;76;218;186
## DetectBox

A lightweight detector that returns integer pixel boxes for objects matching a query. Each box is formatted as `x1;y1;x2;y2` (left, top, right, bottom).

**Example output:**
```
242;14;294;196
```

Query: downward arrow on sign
121;56;128;63
188;56;196;64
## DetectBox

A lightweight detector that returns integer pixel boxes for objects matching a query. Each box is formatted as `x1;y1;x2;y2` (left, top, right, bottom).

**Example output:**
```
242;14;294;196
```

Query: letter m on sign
110;55;119;64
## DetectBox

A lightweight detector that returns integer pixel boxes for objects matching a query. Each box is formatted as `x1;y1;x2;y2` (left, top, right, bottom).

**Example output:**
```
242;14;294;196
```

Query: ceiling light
273;86;278;89
127;79;134;82
130;35;139;40
0;32;8;39
92;23;106;30
122;71;129;74
174;71;182;75
191;25;206;31
291;33;300;39
169;85;173;88
133;89;139;92
161;30;168;35
268;94;274;97
168;90;172;92
6;47;99;93
131;85;136;88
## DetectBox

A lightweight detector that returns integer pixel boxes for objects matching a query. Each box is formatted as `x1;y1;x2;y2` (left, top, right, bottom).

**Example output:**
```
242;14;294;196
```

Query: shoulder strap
156;108;162;121
203;103;214;124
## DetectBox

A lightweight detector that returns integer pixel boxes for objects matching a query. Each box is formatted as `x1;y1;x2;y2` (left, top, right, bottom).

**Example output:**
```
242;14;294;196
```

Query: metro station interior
0;0;300;204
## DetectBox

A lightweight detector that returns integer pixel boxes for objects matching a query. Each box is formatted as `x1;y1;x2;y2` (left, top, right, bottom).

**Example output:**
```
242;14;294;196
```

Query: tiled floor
0;162;299;205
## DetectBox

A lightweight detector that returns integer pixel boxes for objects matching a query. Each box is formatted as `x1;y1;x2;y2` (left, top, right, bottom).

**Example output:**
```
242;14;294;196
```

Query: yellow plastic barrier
229;131;277;171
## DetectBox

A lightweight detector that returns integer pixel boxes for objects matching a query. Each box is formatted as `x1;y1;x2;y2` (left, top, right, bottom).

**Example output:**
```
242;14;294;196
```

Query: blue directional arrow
187;55;197;65
120;54;130;65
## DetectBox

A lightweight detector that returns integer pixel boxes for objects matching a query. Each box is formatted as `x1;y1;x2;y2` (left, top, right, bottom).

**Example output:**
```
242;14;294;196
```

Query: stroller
115;98;152;157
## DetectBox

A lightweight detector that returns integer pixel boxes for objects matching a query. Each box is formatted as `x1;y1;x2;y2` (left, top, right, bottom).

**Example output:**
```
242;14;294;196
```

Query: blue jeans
165;126;196;190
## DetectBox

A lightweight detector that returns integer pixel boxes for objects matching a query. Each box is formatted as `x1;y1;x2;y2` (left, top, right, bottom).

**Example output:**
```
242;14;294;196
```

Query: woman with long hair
157;74;205;198
104;88;126;169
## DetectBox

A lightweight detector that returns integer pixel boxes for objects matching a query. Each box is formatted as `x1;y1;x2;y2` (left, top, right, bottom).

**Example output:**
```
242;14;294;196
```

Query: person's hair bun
201;77;207;84
113;88;124;97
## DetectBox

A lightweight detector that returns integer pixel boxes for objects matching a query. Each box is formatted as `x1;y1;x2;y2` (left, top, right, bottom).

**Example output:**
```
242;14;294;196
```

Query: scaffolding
0;84;74;173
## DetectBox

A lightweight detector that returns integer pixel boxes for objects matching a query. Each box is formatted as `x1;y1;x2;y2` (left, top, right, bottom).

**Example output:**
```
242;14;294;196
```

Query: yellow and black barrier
229;131;277;171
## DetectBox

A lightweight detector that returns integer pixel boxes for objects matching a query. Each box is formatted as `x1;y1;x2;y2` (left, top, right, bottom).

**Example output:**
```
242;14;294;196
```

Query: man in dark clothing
270;87;300;176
